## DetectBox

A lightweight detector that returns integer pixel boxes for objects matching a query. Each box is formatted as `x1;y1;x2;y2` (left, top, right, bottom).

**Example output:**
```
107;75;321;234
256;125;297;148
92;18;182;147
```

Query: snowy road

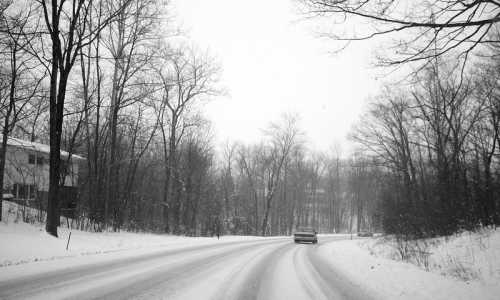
0;236;373;300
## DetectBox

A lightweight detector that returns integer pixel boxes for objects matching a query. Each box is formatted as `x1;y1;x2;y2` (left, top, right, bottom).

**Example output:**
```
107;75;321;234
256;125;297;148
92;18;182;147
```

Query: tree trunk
261;190;274;235
160;120;170;232
169;116;178;232
0;132;9;222
47;71;68;237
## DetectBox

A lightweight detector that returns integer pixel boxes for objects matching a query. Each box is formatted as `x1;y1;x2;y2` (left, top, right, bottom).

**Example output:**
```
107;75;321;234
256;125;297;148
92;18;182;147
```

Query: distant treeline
352;55;500;237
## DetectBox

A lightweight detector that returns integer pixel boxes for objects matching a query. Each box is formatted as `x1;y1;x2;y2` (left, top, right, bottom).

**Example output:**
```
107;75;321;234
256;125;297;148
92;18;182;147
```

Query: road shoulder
317;239;499;300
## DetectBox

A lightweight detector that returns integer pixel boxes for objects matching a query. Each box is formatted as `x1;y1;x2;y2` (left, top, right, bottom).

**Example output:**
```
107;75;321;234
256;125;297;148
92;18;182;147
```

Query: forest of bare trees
301;0;500;238
0;0;379;237
1;0;499;239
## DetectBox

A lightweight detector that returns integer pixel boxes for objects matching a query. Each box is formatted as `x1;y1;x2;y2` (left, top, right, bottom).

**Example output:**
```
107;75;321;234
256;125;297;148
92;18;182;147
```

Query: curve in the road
0;238;286;300
211;236;375;300
0;236;376;300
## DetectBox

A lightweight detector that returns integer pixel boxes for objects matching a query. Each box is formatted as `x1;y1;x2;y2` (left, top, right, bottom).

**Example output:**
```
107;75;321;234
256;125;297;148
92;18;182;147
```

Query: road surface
0;236;373;300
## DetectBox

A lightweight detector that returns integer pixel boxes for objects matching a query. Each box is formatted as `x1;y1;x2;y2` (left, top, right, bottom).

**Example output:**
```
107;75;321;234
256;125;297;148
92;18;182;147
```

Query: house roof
4;136;86;160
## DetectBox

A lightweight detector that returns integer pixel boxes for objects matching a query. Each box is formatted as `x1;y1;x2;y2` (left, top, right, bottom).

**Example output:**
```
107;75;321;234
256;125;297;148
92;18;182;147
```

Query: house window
28;154;45;166
13;183;37;200
30;185;37;199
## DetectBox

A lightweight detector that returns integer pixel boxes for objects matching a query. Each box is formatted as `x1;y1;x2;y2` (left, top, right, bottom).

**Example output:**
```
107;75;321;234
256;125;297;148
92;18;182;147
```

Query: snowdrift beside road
317;229;500;300
0;201;270;267
0;220;270;267
360;228;500;284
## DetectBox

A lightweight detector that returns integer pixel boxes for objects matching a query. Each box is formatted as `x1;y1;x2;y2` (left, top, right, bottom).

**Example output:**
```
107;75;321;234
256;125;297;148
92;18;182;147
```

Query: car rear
293;228;318;244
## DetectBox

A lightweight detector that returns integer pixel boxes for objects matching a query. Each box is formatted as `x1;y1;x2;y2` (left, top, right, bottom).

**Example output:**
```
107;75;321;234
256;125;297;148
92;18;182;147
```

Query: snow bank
429;228;500;284
360;228;500;285
0;221;272;267
318;238;500;300
0;201;271;267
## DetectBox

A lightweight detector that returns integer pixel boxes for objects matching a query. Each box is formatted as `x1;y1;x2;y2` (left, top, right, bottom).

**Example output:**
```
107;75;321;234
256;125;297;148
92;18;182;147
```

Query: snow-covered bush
361;227;500;283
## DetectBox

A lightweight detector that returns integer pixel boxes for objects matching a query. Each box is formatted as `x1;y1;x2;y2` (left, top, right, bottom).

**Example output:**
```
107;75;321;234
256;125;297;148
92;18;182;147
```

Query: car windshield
296;227;315;232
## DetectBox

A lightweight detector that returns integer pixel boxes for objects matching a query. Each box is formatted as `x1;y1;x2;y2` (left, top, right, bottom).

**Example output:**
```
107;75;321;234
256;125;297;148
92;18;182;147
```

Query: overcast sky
173;0;380;153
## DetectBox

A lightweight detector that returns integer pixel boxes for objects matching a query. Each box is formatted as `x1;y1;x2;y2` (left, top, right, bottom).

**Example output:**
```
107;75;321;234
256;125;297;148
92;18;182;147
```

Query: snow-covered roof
4;136;85;160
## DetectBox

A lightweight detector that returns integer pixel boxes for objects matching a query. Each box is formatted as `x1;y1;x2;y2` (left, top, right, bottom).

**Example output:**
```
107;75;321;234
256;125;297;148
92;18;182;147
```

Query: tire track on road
293;245;332;300
92;241;283;300
305;240;375;300
218;240;296;300
0;239;286;300
174;240;291;300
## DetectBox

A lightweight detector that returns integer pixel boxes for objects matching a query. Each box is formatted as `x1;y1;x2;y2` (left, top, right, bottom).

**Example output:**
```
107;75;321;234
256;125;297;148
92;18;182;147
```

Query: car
294;227;318;244
357;231;374;237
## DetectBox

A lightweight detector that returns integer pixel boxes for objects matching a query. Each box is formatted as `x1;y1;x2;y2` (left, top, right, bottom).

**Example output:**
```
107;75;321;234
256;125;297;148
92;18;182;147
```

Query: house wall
2;145;80;196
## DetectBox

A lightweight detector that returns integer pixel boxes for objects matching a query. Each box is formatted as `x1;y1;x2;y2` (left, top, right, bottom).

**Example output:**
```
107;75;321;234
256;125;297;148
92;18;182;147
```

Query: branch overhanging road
0;236;373;300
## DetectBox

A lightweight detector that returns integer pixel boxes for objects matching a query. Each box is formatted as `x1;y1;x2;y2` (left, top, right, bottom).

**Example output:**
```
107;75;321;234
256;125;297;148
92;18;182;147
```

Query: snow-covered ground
2;200;499;299
0;220;273;267
0;200;270;267
359;228;500;284
316;230;500;300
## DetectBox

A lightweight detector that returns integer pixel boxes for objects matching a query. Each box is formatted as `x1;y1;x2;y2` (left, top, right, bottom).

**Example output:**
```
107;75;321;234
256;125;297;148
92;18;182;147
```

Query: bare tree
469;61;500;225
221;141;237;224
260;113;302;235
350;56;492;237
325;144;342;232
299;0;500;65
0;1;43;221
35;0;130;237
102;0;160;228
237;144;262;234
153;46;220;232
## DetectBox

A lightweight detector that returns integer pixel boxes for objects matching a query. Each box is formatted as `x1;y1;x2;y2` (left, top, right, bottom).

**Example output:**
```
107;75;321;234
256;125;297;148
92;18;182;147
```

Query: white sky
173;0;380;153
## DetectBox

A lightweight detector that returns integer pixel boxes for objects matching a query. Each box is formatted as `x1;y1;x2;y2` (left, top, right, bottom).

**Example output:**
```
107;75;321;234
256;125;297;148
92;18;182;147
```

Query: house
1;136;85;212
